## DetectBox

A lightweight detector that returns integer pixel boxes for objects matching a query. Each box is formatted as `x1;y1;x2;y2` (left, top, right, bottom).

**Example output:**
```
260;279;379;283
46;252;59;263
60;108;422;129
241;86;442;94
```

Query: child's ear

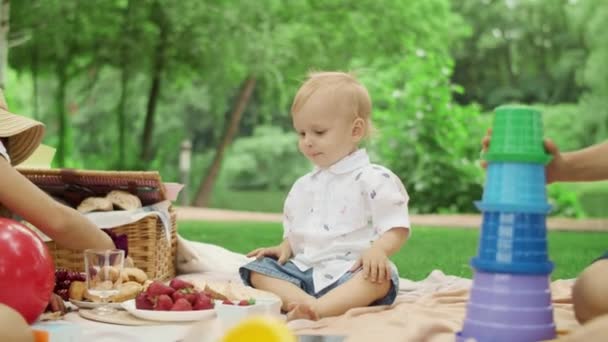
351;118;365;141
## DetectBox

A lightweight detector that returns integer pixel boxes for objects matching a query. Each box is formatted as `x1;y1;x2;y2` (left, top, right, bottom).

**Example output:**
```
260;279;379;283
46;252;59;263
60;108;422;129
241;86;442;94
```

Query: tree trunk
116;0;132;169
55;64;70;167
192;76;257;207
140;2;168;164
31;45;39;119
0;0;10;90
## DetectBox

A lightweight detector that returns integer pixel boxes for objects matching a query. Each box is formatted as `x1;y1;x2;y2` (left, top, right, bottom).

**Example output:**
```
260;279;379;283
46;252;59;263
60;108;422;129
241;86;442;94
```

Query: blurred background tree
2;0;606;217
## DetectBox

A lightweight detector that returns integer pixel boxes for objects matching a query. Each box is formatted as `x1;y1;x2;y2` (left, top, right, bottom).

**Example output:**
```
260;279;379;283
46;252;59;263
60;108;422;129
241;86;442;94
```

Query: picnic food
106;190;142;210
61;266;148;304
76;190;142;213
77;197;113;213
135;277;217;311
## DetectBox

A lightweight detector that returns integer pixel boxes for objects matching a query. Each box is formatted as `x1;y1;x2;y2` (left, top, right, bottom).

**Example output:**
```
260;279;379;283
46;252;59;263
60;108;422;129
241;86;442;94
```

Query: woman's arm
0;158;114;250
555;141;608;182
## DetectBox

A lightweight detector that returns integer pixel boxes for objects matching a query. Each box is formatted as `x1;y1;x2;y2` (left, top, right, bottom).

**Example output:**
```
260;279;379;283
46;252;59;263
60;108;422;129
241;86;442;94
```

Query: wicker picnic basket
7;168;178;281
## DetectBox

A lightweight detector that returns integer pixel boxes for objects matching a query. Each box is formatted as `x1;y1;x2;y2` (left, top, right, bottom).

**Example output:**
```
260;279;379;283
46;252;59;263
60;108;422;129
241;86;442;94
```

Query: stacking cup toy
483;106;552;164
457;271;556;342
471;210;553;274
479;162;551;213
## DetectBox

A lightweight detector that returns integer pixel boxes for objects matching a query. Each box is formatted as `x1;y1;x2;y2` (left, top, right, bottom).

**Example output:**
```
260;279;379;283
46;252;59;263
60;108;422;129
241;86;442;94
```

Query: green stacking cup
484;106;553;164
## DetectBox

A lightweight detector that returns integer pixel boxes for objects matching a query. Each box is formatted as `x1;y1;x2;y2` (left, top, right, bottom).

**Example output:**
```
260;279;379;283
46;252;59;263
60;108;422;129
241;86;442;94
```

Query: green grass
178;221;608;281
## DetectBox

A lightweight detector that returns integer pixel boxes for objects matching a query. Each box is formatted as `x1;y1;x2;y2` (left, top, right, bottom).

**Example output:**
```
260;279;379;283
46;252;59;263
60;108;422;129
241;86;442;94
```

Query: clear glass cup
84;249;125;315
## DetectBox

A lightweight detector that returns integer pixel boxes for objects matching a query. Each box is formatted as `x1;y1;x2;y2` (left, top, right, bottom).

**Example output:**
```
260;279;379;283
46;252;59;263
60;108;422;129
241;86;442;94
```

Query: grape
55;269;68;282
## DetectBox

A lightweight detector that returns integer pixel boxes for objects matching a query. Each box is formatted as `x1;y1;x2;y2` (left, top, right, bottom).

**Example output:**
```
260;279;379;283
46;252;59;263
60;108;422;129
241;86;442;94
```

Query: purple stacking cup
457;271;556;342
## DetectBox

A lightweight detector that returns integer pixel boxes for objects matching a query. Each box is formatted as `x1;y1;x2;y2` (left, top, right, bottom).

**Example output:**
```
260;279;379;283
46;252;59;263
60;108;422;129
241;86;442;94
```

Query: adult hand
480;128;565;183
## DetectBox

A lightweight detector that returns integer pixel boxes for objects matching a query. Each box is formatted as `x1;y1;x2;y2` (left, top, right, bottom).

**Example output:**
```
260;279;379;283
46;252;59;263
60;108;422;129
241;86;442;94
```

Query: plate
69;299;124;310
121;299;217;322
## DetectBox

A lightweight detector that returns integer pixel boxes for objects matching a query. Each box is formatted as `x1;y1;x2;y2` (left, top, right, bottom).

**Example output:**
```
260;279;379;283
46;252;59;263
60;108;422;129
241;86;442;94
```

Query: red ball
0;218;55;324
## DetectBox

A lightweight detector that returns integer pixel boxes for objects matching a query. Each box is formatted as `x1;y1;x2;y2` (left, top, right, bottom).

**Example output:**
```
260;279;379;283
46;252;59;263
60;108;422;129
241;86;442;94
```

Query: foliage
451;0;587;109
2;0;607;216
547;183;585;218
221;126;309;191
362;54;485;213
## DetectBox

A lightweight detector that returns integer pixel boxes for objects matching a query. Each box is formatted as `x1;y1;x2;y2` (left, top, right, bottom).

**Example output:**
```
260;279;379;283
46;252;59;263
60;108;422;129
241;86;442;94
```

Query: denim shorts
239;257;399;306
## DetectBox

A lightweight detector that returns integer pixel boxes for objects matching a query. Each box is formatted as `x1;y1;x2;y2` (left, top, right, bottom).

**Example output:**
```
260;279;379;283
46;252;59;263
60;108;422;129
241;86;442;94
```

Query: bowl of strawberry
121;277;216;322
215;297;279;329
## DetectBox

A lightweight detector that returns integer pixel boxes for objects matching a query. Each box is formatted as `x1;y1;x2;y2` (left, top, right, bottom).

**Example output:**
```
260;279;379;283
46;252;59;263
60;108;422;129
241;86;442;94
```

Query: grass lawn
178;221;608;281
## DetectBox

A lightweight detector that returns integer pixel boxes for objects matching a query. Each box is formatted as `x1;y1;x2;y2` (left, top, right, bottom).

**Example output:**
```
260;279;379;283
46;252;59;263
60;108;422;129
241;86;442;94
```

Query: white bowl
215;298;282;329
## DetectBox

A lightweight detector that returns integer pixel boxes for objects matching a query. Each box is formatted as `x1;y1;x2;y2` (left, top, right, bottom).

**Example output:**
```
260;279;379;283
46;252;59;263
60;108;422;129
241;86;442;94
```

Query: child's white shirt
283;149;411;292
0;140;9;162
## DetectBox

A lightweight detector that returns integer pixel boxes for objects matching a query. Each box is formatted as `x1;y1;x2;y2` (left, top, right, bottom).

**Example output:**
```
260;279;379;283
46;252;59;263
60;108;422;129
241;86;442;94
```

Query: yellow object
221;316;296;342
19;144;56;169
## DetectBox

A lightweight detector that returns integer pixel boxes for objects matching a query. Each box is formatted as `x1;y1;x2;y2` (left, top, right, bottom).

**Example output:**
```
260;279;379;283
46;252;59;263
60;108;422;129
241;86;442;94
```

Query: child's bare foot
286;303;320;321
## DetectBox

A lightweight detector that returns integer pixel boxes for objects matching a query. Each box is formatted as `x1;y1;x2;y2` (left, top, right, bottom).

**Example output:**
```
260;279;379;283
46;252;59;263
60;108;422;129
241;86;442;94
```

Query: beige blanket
288;270;579;341
177;237;580;341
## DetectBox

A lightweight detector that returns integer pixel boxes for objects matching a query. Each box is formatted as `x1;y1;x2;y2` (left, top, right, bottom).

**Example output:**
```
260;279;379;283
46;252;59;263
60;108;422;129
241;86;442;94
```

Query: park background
2;0;606;279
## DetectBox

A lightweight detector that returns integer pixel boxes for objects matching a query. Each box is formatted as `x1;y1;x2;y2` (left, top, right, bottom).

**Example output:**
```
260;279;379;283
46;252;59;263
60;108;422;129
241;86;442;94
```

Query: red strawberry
183;291;198;305
147;281;175;297
193;293;213;310
238;300;250;306
222;299;234;305
154;294;173;311
171;298;193;311
169;278;194;291
135;293;154;310
172;288;197;304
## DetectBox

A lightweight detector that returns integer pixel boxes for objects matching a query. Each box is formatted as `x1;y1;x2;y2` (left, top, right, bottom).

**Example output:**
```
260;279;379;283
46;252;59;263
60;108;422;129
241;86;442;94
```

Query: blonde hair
291;71;374;138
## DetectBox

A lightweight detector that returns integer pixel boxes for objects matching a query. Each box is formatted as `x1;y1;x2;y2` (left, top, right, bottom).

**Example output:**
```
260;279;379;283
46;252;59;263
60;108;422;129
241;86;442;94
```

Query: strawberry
154;294;173;311
169;278;194;291
172;288;197;304
238;300;250;306
222;299;234;305
135;293;154;310
146;281;175;297
170;298;193;311
183;291;198;305
192;293;213;310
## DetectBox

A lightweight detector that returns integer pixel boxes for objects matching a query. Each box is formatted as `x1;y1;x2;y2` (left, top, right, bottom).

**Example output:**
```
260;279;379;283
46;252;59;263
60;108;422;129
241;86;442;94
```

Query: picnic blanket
177;237;582;341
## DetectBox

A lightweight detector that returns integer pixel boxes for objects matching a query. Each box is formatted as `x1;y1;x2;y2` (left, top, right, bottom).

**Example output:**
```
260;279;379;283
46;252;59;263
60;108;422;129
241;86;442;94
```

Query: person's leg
239;258;316;312
287;271;392;320
250;271;316;311
572;258;608;324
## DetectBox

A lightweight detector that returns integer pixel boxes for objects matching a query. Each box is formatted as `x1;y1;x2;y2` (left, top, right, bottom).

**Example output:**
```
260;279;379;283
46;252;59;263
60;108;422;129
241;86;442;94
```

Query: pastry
106;190;142;210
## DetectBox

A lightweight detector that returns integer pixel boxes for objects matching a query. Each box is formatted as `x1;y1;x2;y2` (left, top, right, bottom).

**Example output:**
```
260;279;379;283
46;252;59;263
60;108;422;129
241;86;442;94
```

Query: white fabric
284;149;411;292
176;234;252;275
0;139;9;162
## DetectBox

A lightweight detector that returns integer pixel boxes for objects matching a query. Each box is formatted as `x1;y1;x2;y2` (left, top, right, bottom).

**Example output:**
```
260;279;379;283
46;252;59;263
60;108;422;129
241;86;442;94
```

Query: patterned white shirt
283;149;411;292
0;140;9;162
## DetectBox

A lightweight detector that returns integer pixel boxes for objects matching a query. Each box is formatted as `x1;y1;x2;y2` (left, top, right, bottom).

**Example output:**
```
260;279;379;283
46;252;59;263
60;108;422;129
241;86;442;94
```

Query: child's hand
480;128;564;183
247;242;293;265
350;246;391;283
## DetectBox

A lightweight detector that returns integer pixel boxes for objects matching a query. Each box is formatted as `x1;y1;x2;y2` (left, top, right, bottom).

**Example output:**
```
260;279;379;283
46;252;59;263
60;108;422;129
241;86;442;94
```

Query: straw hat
0;89;45;166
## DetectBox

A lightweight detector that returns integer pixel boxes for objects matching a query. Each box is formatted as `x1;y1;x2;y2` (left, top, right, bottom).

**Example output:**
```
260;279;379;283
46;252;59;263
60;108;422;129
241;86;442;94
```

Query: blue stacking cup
471;210;553;274
479;162;551;213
